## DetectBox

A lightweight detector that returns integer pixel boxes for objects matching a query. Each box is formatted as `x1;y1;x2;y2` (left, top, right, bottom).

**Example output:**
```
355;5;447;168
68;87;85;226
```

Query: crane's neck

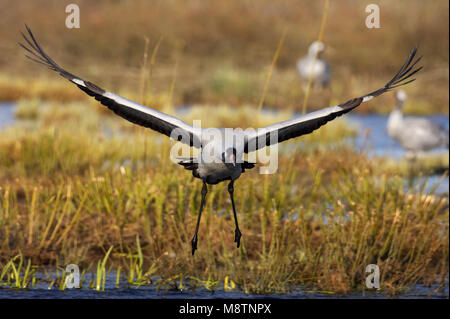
395;98;405;109
308;50;323;59
387;107;403;137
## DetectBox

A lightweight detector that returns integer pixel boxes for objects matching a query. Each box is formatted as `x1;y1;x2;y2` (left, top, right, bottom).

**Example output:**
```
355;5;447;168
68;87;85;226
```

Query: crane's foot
234;228;242;248
191;235;198;255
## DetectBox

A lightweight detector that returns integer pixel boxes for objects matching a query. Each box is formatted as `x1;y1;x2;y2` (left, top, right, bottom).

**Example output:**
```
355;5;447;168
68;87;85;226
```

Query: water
0;102;15;129
0;272;447;299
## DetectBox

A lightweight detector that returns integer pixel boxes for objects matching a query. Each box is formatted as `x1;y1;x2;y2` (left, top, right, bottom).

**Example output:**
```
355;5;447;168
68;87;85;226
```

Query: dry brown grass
0;0;448;113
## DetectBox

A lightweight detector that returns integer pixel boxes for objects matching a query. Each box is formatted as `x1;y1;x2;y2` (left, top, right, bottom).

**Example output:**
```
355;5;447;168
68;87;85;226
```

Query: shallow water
0;287;447;299
0;102;15;129
0;272;447;299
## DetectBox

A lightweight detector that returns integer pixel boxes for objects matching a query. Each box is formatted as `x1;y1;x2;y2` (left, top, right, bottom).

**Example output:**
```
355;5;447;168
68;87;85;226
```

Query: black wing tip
340;97;363;111
339;46;423;109
390;47;423;87
366;46;423;99
19;25;80;82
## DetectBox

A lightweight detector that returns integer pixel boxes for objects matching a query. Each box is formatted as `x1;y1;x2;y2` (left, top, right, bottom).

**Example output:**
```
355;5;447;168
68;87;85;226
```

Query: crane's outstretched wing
19;25;202;148
244;47;422;153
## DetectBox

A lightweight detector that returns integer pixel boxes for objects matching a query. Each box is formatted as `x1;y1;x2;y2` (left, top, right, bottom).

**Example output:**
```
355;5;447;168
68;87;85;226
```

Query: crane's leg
191;181;208;255
228;180;242;248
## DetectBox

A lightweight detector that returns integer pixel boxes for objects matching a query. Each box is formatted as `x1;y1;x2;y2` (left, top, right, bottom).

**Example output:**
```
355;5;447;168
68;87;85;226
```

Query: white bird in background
20;25;422;255
297;41;331;88
387;90;449;157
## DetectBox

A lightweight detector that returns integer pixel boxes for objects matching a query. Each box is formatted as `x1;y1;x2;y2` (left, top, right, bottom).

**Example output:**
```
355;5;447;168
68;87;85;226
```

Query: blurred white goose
387;90;449;155
297;41;331;88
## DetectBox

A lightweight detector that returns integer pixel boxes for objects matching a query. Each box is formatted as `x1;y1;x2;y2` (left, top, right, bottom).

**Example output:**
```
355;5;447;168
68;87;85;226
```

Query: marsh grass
14;99;40;120
0;254;34;289
0;105;447;294
377;154;450;177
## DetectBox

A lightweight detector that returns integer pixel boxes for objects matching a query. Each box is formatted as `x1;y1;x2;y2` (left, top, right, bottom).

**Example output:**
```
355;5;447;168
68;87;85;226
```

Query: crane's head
395;89;407;108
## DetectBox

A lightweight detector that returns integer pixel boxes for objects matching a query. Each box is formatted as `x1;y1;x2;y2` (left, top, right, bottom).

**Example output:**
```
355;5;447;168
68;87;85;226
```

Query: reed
0;114;447;294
